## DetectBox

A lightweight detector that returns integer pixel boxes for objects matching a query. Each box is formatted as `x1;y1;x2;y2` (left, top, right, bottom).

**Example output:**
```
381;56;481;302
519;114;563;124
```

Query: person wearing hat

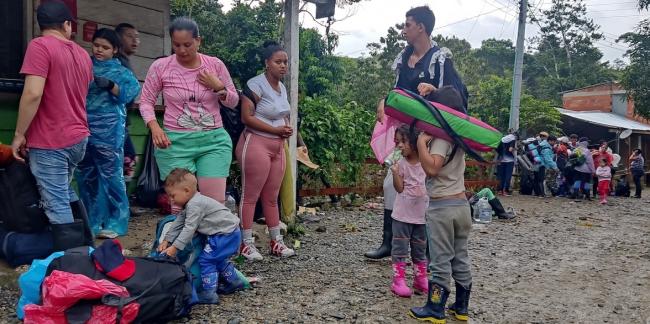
11;0;93;250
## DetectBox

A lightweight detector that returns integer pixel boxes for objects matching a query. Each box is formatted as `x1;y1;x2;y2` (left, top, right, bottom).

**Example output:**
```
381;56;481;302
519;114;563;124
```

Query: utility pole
283;0;299;222
509;0;527;132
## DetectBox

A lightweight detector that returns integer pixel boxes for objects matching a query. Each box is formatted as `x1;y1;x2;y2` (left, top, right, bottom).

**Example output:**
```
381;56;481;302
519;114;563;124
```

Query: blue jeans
28;138;88;224
497;162;515;191
198;228;241;290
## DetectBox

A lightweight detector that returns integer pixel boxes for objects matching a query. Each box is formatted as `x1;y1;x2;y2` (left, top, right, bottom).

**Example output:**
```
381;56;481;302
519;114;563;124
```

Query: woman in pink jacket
139;17;238;207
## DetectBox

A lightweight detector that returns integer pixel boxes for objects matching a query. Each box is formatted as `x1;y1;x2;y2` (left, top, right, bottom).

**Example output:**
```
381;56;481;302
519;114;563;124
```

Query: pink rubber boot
391;262;413;297
412;261;429;295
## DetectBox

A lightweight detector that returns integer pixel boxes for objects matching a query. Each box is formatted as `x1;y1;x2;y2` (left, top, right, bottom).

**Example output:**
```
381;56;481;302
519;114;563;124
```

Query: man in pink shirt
11;0;93;250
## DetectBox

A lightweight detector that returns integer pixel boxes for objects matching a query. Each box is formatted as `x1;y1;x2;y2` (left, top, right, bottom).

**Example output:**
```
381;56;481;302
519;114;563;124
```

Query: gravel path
1;194;649;323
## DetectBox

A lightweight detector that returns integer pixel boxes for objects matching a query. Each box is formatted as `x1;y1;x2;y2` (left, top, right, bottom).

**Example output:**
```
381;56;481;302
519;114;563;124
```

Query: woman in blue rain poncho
76;28;140;238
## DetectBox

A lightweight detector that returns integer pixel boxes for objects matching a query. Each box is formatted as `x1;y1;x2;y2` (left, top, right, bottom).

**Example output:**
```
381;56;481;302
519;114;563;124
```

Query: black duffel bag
47;249;193;323
0;160;49;233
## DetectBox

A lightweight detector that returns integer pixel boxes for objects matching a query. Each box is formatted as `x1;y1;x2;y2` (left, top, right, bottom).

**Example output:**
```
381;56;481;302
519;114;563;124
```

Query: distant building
558;81;650;171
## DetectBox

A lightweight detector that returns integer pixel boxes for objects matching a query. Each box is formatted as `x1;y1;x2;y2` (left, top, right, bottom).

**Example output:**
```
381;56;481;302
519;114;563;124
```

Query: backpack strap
443;145;459;167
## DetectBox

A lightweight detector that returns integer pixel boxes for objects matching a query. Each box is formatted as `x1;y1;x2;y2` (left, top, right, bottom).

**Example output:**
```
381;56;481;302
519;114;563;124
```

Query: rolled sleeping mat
384;89;502;152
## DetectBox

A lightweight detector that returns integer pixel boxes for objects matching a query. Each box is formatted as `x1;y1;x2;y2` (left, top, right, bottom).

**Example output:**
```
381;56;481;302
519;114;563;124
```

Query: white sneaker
97;229;119;239
241;239;263;261
269;235;295;257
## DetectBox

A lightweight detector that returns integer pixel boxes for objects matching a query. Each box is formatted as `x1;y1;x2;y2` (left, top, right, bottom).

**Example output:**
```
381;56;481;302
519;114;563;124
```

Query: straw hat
297;146;319;169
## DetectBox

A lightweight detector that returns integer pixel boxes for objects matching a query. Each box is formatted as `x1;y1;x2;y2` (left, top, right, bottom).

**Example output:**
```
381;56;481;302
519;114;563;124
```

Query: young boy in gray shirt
157;168;242;304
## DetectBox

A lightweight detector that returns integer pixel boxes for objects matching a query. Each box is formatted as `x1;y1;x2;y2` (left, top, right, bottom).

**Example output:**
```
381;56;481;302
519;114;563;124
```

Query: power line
434;6;508;31
484;0;518;18
498;7;517;38
585;0;637;5
589;8;645;13
596;41;629;52
590;14;648;19
467;1;488;39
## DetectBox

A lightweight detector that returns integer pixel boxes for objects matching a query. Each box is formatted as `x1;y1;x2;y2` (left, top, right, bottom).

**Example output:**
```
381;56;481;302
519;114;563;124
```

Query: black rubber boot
408;282;449;323
488;198;515;219
448;282;471;321
364;209;392;259
51;220;87;251
70;200;95;247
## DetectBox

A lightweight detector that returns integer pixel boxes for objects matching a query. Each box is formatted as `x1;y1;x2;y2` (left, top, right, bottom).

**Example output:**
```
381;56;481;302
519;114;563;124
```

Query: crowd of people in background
496;131;646;203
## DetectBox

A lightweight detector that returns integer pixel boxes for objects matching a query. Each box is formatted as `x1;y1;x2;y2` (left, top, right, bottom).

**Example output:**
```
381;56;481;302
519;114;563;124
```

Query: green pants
155;128;232;180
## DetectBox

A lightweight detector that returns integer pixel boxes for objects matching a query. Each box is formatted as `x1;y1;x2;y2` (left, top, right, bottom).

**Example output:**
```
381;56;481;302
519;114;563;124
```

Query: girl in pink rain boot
389;125;429;298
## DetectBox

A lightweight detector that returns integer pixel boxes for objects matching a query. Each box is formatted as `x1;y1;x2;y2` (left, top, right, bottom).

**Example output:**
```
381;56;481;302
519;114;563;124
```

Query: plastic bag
76;143;130;236
370;116;401;163
23;270;138;324
220;91;245;146
16;251;65;319
136;133;162;208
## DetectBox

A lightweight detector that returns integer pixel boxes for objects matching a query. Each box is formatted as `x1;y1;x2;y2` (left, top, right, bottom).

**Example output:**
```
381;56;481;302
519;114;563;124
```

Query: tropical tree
528;0;614;102
473;76;562;135
618;17;650;119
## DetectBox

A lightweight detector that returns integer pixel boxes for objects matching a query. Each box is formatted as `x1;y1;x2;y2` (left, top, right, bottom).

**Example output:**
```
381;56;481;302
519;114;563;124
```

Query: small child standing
158;168;243;304
390;125;429;297
596;159;612;204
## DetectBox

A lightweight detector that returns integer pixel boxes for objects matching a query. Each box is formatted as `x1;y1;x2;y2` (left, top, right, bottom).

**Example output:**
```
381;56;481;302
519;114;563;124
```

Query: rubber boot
51;220;87;251
70;200;95;247
364;209;392;259
447;282;471;321
412;261;429;295
391;262;412;297
198;272;220;304
218;262;245;295
197;287;219;304
488;198;515;219
408;282;450;323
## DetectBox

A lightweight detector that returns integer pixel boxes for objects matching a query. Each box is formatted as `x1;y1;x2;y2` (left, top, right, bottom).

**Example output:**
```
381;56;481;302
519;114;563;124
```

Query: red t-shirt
20;35;92;149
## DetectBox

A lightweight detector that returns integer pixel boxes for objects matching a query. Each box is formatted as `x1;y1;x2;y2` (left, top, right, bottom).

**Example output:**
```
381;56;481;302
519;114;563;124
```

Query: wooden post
282;0;299;224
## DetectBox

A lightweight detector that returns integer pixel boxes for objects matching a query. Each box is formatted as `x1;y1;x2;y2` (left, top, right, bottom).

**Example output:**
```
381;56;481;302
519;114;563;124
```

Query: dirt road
2;194;649;323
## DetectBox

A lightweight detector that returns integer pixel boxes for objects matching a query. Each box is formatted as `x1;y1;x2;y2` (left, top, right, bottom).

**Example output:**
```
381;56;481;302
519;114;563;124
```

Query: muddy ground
1;194;649;323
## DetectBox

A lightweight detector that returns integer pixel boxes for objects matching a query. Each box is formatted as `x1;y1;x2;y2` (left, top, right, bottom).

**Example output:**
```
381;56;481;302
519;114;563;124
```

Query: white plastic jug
473;197;492;224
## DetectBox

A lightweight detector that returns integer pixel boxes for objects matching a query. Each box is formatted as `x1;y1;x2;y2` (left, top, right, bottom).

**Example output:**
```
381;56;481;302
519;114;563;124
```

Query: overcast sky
221;0;649;63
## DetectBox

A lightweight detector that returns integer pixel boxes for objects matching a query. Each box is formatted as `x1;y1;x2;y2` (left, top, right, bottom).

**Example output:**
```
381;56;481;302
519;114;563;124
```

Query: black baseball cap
37;0;76;26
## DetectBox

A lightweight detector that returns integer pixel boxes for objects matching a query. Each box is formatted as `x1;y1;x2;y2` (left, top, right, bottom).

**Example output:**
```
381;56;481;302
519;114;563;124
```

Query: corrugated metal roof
556;108;650;132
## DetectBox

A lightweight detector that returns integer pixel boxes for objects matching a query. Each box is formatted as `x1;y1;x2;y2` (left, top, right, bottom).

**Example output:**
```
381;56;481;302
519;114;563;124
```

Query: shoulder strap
409;119;458;167
443;145;459;167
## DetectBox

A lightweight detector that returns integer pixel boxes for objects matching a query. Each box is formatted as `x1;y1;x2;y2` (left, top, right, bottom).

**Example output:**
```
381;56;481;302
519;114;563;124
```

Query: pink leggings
236;131;286;230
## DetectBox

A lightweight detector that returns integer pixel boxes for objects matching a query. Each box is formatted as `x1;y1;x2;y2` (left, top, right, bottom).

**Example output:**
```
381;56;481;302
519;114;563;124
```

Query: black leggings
633;170;644;197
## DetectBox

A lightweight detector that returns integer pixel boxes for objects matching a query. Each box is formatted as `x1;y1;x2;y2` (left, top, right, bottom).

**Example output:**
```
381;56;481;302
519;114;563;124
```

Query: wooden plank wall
31;0;170;81
25;0;170;192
